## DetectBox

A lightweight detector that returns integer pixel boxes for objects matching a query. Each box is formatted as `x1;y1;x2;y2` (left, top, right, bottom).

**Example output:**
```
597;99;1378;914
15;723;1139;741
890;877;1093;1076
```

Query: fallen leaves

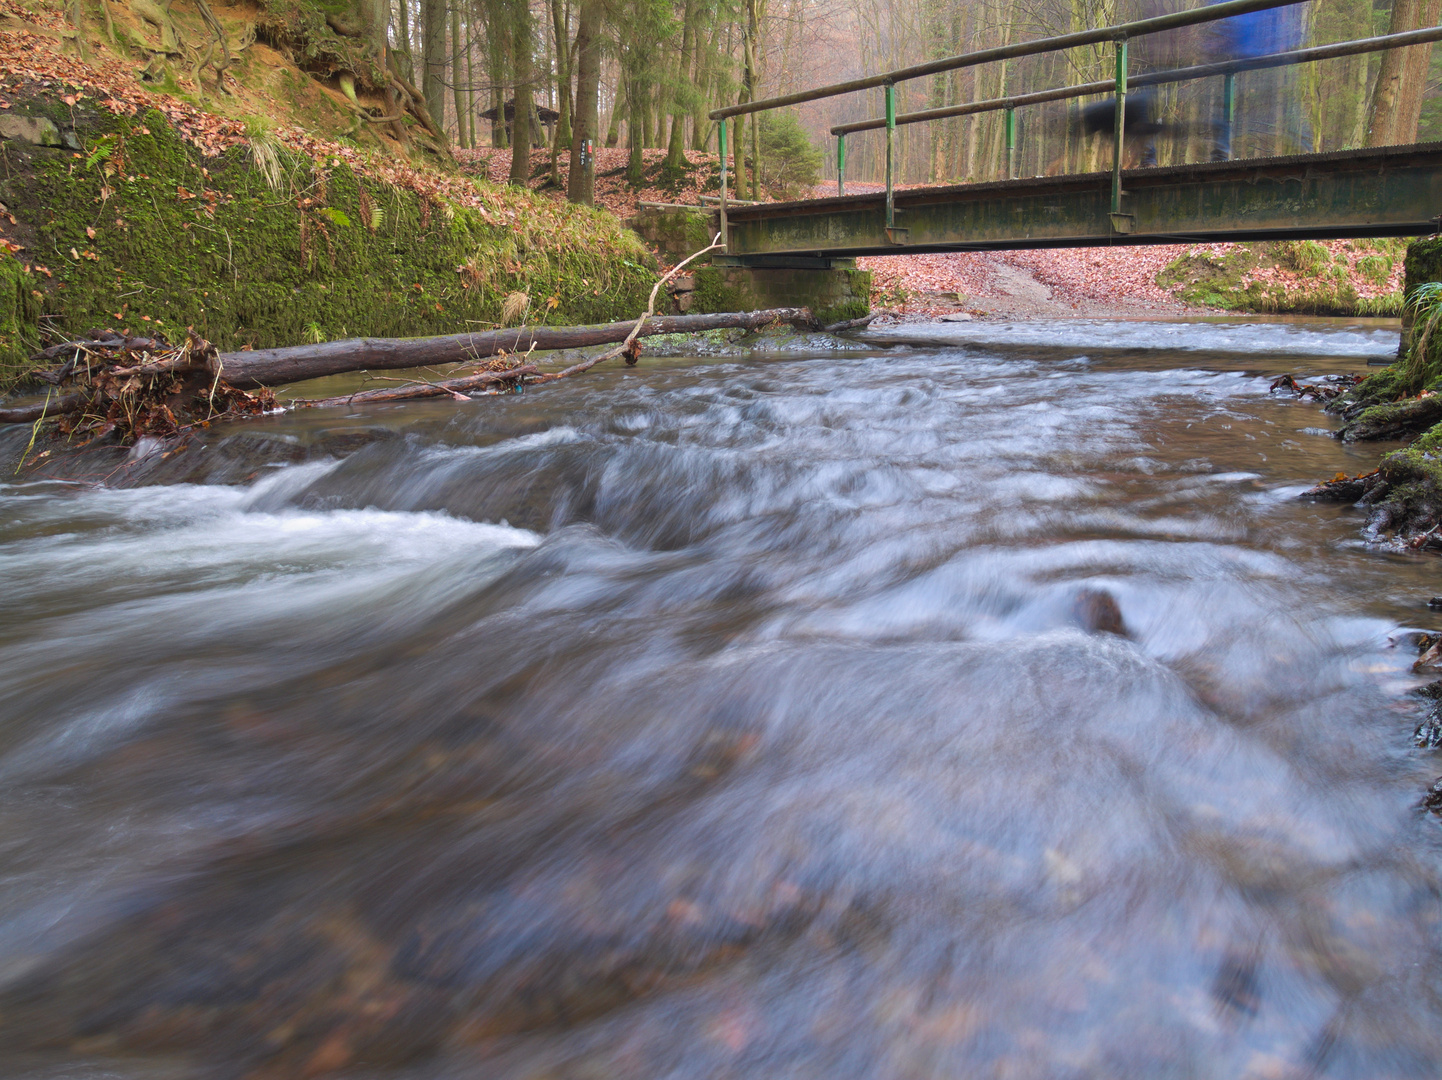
855;238;1402;318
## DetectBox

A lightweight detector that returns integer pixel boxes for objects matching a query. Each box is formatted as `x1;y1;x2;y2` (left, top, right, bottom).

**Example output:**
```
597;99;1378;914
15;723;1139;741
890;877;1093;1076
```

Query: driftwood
0;332;272;444
0;392;85;424
529;234;727;383
823;313;879;333
0;308;822;425
298;364;540;408
29;334;167;365
213;308;819;389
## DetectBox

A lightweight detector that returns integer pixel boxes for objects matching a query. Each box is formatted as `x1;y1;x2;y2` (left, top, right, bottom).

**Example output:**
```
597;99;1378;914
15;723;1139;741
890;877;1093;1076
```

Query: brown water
1;318;1440;1079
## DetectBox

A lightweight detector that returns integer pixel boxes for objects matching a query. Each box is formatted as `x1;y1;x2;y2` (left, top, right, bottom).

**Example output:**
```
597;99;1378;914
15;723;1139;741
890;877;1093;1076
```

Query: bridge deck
722;143;1442;262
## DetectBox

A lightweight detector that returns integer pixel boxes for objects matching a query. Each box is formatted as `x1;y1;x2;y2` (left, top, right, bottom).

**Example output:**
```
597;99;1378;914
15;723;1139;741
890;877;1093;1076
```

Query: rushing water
2;318;1441;1079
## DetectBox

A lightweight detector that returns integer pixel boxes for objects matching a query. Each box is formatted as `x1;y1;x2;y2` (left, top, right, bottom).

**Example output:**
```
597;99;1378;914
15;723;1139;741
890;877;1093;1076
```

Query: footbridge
706;0;1442;267
719;144;1442;262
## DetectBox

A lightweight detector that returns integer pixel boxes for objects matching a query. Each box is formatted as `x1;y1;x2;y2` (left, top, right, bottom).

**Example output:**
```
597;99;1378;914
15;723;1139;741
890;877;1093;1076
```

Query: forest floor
858;248;1196;320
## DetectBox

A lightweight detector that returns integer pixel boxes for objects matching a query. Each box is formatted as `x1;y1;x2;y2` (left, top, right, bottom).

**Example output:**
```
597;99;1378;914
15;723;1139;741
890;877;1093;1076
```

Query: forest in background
45;0;1442;198
370;0;1442;194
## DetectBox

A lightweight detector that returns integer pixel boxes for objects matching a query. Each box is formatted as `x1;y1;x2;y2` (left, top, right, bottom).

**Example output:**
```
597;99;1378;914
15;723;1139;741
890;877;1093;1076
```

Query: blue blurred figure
1207;1;1312;160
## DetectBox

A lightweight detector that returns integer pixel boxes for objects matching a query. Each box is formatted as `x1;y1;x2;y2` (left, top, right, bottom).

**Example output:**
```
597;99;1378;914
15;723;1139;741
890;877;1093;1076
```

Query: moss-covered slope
1157;239;1405;316
1;92;655;387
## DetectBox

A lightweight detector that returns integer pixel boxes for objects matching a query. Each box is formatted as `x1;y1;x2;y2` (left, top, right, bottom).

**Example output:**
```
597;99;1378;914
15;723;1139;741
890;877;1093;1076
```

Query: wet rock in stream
1414;682;1442;748
1071;587;1129;637
1424;777;1442;814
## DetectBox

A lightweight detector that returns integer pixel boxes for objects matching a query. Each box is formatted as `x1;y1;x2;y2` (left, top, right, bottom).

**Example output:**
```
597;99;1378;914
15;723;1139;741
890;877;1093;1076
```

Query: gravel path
859;247;1199;320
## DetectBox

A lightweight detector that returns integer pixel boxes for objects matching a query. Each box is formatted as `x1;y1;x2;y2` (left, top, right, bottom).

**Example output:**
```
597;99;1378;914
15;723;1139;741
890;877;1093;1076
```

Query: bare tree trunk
465;16;475;149
421;0;447;133
508;0;533;185
626;75;645;181
605;75;624;146
567;0;601;204
450;3;466;146
1395;0;1442;143
392;0;413;80
487;0;510;148
66;0;89;59
550;0;572;147
743;0;760;199
1367;0;1442;146
691;28;718;152
664;0;697;169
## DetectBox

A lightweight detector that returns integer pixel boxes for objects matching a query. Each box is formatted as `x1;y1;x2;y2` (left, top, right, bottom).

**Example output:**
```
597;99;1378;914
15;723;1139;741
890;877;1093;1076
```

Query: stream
1;317;1441;1078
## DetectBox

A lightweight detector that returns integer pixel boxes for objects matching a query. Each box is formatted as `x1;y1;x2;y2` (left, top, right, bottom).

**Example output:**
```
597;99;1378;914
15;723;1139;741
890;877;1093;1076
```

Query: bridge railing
706;0;1442;255
829;25;1442;202
706;0;1329;249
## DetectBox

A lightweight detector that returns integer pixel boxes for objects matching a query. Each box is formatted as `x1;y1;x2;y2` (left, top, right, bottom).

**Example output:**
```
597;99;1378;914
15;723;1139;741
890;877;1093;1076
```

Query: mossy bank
0;90;657;388
1310;236;1442;547
1158;239;1405;316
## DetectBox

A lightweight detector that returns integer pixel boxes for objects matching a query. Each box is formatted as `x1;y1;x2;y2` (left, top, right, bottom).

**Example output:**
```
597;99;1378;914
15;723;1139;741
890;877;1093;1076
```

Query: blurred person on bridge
1204;0;1313;159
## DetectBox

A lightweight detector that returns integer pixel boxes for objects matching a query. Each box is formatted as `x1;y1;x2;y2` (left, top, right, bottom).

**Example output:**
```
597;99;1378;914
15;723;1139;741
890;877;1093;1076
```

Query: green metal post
1112;37;1128;215
1222;71;1235;160
837;133;846;196
718;119;729;251
1005;106;1016;179
885;83;896;228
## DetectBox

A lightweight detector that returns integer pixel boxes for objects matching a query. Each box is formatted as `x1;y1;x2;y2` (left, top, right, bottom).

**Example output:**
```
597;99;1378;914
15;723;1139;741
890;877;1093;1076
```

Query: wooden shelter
480;99;560;140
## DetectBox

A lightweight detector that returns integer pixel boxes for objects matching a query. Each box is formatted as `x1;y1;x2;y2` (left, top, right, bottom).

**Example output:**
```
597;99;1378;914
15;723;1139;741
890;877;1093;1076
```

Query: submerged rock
1424;776;1442;813
1072;588;1129;637
1415;681;1442;748
1300;470;1381;503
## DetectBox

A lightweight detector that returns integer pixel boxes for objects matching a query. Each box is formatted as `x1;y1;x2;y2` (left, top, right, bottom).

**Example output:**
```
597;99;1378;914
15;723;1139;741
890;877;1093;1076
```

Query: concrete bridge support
628;207;871;324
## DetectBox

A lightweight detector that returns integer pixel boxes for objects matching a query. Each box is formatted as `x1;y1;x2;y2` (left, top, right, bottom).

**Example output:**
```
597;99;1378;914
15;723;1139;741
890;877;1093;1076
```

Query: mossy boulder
1371;428;1442;538
1331;236;1442;423
1337;392;1442;442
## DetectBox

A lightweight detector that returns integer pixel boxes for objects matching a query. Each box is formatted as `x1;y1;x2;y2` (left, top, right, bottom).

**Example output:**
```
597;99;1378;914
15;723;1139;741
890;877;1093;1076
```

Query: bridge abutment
628;206;871;324
691;262;870;325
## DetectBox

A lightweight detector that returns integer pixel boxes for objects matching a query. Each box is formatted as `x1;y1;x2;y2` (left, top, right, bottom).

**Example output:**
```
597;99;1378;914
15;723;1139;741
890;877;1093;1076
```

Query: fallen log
0;392;85;424
823;313;879;333
296;236;726;408
213;308;819;389
298;364;539;408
